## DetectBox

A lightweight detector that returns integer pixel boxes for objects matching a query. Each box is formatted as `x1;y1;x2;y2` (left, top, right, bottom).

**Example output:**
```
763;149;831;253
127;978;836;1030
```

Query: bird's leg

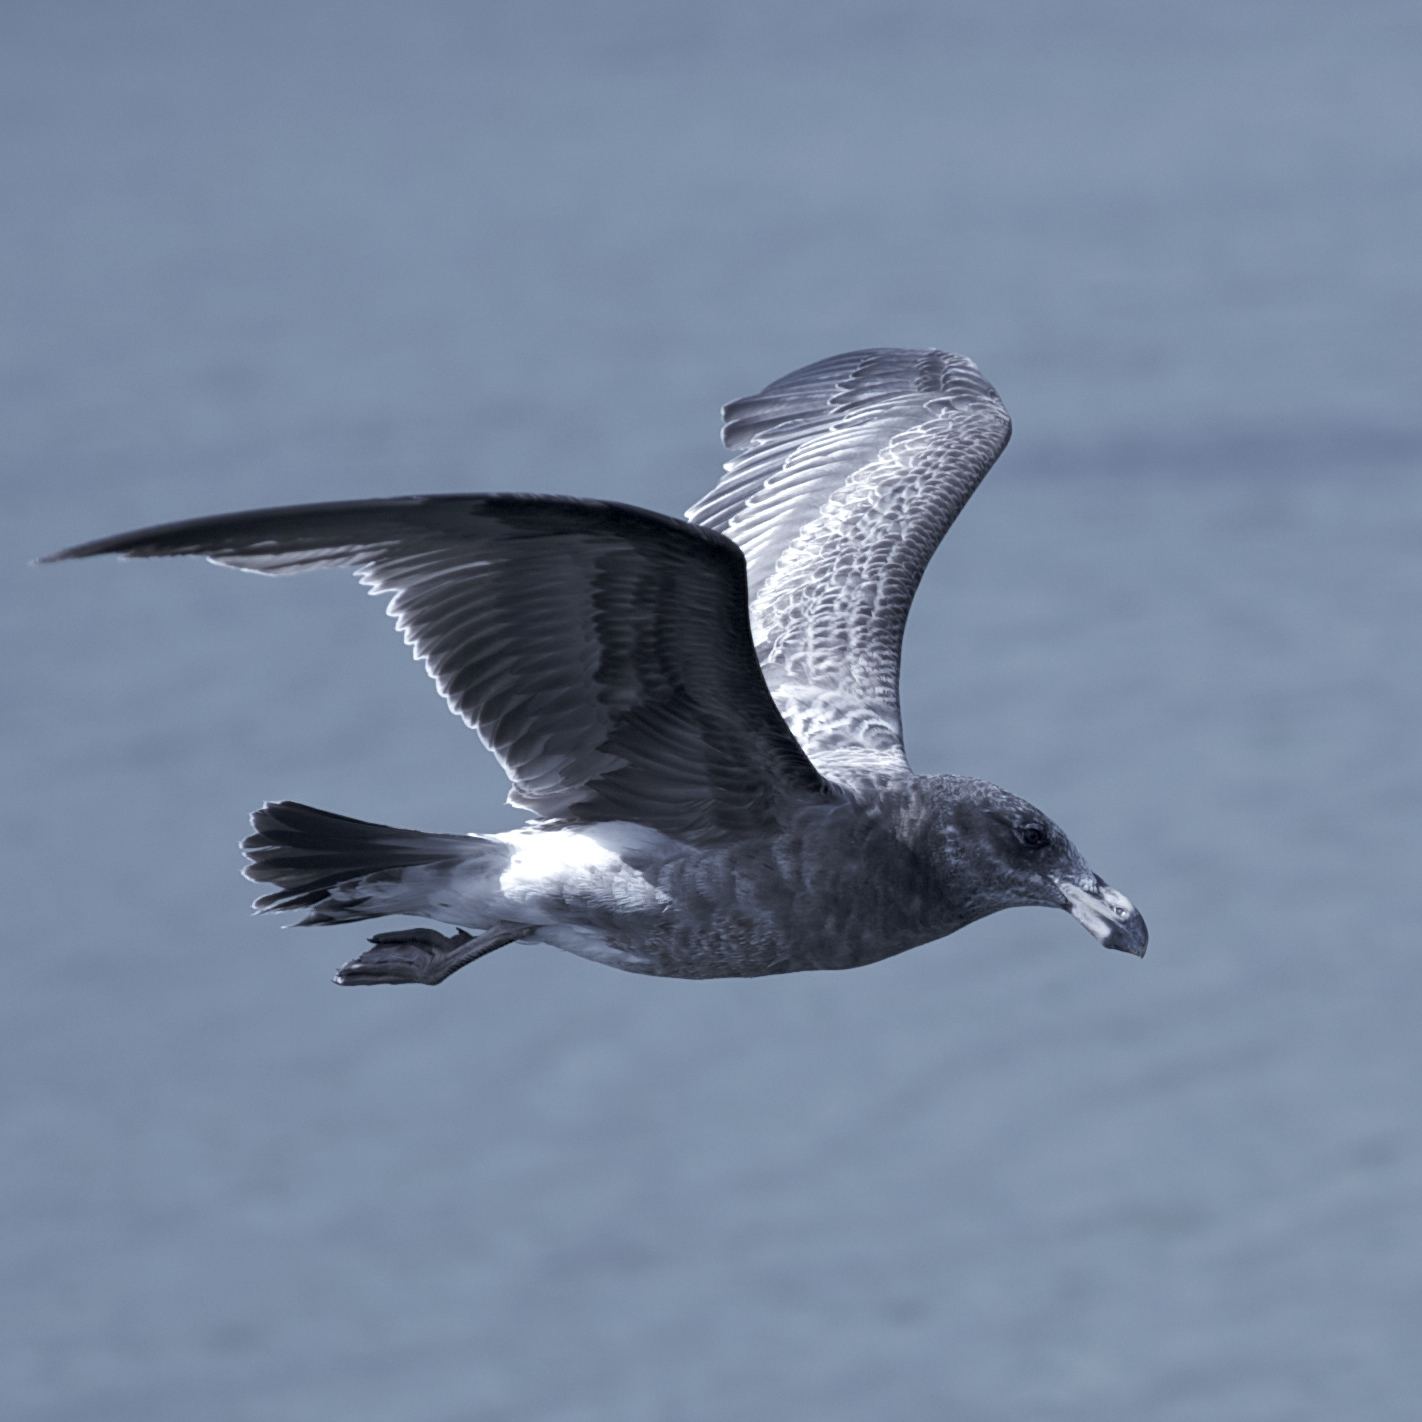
334;923;534;986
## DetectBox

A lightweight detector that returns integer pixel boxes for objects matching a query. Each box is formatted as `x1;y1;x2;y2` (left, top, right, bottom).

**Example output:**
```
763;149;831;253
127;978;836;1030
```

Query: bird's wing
686;349;1011;778
45;495;838;845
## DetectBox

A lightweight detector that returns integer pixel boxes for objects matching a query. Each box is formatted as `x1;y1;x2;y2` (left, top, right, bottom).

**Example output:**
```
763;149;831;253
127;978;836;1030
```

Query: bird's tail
242;800;498;926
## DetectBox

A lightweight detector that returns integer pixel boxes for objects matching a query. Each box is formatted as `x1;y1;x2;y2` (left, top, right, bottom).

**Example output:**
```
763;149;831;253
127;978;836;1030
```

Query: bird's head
923;777;1147;956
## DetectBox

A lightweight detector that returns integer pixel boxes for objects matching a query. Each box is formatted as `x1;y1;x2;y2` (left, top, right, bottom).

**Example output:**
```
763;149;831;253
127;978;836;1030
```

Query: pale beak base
1059;878;1148;957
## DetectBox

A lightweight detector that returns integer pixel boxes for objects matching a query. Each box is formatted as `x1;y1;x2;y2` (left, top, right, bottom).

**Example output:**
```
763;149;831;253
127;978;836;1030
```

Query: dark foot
334;924;532;986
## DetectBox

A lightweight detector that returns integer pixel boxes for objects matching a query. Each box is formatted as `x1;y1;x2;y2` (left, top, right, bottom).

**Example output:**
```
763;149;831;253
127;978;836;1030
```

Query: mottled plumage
691;348;1010;778
45;348;1146;984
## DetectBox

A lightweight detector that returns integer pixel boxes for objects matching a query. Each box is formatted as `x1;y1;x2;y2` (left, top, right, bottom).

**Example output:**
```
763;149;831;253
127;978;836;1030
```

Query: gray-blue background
4;3;1420;1418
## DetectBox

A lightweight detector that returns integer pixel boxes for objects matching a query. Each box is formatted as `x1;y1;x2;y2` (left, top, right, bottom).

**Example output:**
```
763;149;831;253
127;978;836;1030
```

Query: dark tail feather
243;800;484;924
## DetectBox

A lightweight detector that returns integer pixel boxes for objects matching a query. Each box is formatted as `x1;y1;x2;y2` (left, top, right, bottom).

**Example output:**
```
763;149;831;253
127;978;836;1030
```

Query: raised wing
45;495;837;845
687;349;1011;778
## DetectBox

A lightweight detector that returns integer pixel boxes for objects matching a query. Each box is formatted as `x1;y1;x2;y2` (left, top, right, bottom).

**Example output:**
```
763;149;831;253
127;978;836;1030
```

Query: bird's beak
1057;876;1148;957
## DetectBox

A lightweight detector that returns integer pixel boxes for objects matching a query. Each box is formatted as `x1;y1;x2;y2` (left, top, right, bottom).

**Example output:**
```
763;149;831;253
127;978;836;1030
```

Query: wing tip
36;536;140;564
718;347;1006;455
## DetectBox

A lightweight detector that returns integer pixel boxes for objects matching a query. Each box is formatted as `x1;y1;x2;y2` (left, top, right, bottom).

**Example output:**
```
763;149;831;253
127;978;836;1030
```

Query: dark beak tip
1060;881;1148;960
1109;916;1149;958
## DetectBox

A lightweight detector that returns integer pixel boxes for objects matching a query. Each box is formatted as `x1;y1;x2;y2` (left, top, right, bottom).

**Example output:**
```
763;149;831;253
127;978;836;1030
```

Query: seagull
45;348;1146;985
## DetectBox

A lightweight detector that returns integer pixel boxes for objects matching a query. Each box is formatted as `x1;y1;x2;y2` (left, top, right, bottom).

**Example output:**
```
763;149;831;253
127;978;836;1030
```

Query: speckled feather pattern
688;350;1011;774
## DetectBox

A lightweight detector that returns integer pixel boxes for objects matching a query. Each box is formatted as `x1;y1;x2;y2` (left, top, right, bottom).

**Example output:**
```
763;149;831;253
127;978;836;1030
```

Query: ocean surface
3;3;1420;1418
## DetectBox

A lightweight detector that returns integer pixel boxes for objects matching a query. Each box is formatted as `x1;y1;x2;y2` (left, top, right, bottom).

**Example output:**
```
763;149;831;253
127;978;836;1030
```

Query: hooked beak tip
1115;922;1149;958
1059;879;1148;958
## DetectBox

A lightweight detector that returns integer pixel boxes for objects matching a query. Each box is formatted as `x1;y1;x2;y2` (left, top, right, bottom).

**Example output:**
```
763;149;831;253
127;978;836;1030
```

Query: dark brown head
923;776;1148;956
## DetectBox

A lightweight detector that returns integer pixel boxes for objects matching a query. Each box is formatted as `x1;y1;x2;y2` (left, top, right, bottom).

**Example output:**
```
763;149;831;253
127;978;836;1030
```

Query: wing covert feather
687;349;1011;775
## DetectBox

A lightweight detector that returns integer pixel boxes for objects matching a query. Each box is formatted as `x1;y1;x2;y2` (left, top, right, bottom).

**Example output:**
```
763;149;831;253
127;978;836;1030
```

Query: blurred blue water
3;3;1420;1418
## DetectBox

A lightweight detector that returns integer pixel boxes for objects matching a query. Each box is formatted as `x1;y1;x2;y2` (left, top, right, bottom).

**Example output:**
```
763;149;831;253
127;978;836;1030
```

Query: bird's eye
1017;824;1048;849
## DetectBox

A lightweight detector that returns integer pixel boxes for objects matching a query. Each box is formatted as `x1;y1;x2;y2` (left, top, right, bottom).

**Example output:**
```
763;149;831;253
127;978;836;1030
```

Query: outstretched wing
45;495;837;845
687;349;1011;778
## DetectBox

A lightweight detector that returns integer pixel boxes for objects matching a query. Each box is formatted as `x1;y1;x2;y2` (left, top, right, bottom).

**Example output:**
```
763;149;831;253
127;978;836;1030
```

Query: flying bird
45;348;1146;985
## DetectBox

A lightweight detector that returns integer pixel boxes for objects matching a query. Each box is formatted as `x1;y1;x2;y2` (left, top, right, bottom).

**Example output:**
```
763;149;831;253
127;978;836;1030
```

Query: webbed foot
334;924;532;986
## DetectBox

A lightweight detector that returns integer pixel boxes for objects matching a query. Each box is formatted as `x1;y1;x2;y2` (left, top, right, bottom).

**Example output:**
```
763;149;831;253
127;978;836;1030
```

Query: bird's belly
426;818;941;980
608;842;940;979
530;922;662;973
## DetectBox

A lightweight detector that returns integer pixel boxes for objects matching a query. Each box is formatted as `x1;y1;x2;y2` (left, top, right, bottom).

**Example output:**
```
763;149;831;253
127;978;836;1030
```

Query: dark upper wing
45;495;837;845
686;349;1011;778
